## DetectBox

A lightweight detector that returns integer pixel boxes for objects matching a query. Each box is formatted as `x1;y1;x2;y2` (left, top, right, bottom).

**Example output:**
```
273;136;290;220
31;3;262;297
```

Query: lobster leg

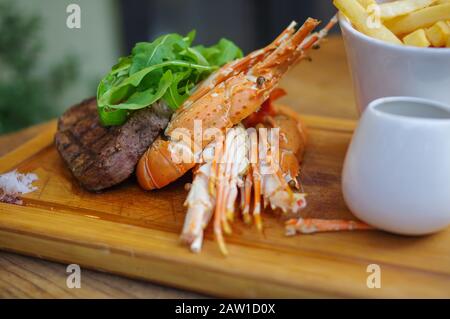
249;129;263;232
209;137;223;196
214;155;229;255
242;171;253;224
285;218;373;235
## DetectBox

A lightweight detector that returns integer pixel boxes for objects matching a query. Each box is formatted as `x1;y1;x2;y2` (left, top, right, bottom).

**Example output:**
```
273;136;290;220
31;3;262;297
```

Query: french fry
426;20;450;46
334;0;403;44
447;34;450;47
436;0;450;4
357;0;377;8
379;0;437;20
403;28;431;46
385;3;450;35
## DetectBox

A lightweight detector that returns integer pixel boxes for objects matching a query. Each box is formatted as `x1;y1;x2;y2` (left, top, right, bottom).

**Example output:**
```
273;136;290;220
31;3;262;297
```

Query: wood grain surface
5;35;354;299
3;36;446;299
1;113;449;298
0;36;357;298
0;251;201;298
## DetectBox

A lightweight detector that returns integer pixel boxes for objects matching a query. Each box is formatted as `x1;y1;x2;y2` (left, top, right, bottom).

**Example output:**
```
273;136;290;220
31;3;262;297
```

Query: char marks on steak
55;98;172;191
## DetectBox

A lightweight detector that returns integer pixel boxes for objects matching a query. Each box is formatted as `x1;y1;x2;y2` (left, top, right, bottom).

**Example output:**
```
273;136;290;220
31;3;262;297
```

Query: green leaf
163;70;191;110
108;70;173;110
184;30;196;46
98;60;216;108
179;47;209;66
196;38;243;66
96;30;243;126
129;33;187;75
98;108;129;126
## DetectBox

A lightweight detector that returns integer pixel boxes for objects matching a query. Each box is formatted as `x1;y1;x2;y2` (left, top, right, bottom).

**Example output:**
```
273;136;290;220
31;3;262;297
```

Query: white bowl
342;96;450;235
339;14;450;114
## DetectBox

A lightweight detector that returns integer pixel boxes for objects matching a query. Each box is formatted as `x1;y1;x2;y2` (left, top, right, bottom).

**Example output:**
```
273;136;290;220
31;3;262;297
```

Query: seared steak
55;98;172;191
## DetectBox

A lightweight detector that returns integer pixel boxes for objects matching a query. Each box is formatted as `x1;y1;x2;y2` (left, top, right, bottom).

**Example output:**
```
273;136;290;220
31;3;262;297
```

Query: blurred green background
0;0;335;134
0;0;121;134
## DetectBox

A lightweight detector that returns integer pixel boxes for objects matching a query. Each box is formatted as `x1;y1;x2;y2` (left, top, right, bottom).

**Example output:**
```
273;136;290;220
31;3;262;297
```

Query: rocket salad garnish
96;31;243;126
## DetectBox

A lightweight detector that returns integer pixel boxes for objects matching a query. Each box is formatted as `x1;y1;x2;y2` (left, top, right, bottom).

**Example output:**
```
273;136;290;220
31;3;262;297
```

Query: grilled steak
55;98;172;191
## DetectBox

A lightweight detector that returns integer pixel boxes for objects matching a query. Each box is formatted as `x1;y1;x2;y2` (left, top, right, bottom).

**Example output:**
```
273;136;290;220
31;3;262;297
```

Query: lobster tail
137;138;195;190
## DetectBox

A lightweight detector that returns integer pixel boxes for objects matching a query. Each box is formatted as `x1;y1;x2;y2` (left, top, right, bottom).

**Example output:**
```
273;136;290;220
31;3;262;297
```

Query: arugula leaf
185;30;196;46
99;60;216;107
179;47;209;66
111;56;131;75
129;33;188;75
163;70;191;110
195;39;243;66
97;30;243;126
98;108;128;126
107;70;173;110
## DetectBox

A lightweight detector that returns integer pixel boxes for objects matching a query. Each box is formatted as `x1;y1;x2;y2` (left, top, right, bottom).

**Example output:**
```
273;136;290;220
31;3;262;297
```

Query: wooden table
0;36;357;298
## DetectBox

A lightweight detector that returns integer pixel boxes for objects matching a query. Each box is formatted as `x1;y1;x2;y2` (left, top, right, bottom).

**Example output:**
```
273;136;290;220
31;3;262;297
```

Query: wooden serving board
0;115;449;298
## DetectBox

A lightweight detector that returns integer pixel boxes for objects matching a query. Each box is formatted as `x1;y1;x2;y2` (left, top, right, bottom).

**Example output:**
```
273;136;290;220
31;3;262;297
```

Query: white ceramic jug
342;97;450;235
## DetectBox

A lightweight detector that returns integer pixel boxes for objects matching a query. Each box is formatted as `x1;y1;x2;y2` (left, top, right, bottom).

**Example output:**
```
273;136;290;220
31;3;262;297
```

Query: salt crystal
0;170;38;203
